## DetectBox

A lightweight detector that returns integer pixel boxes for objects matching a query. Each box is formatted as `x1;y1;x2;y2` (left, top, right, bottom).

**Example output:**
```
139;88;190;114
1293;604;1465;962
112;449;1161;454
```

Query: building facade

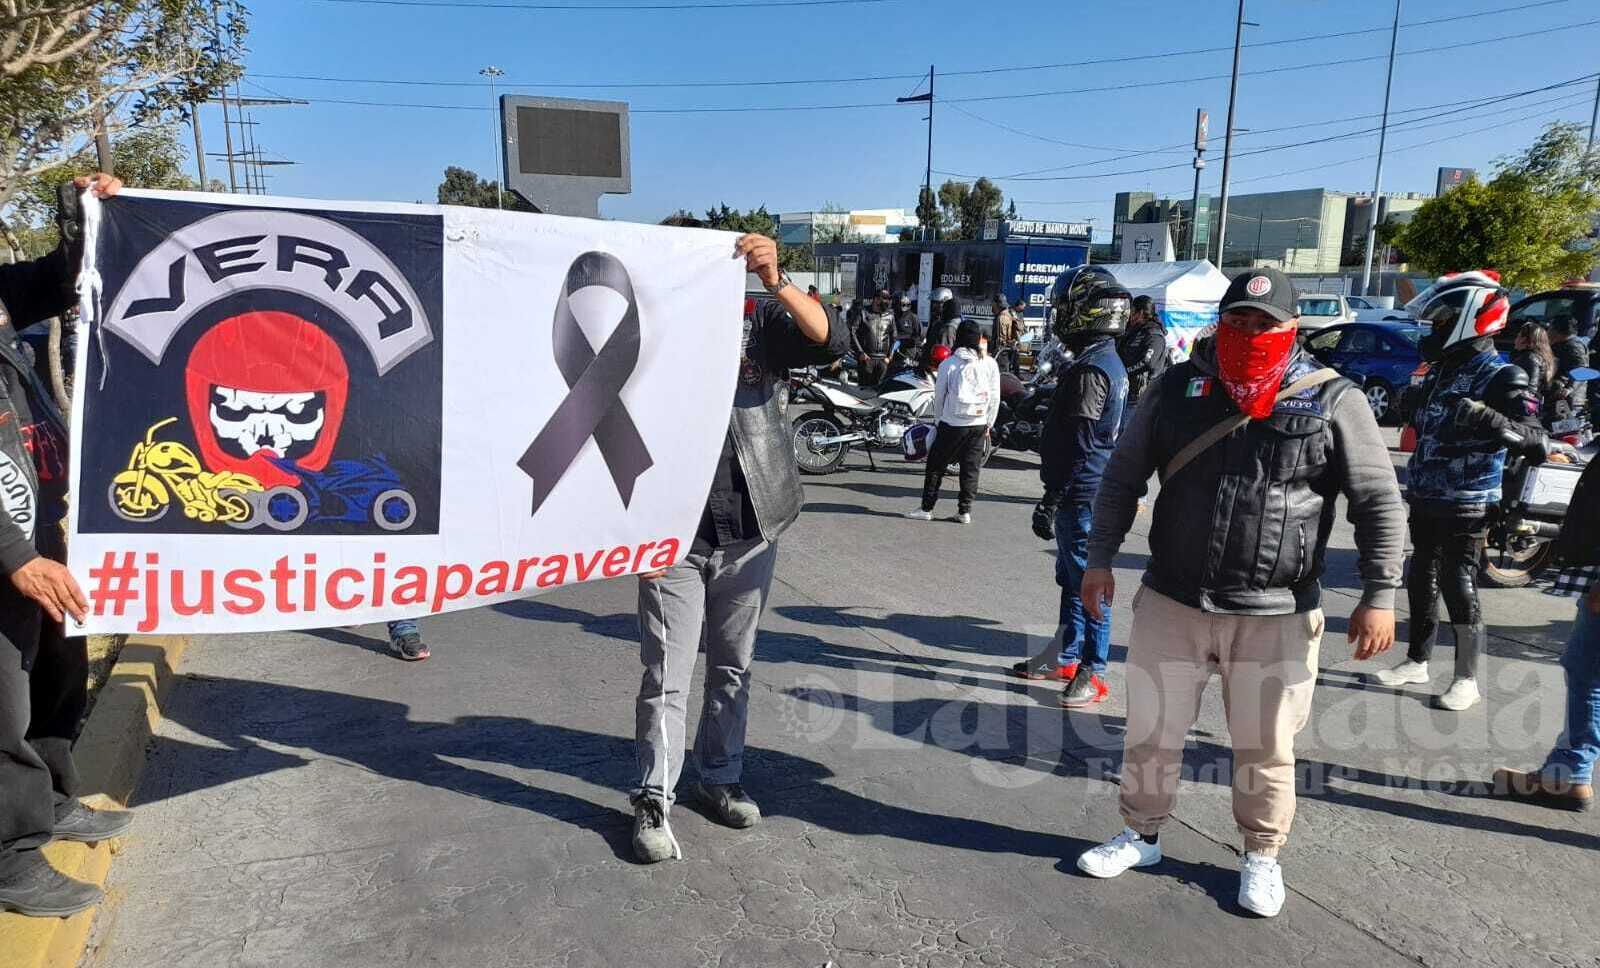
777;208;920;245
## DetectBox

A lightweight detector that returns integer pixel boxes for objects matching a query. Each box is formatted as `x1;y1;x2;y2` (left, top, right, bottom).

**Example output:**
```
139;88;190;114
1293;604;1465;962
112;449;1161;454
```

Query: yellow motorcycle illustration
109;417;263;525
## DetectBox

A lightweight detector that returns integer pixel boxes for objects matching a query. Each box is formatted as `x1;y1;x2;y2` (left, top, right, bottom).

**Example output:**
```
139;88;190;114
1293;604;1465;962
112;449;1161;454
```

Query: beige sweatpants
1118;587;1324;857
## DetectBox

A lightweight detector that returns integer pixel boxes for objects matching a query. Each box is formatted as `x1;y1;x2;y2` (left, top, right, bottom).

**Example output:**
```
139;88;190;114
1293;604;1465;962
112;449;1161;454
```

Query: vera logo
0;450;35;541
83;202;444;537
519;252;654;516
1245;275;1272;298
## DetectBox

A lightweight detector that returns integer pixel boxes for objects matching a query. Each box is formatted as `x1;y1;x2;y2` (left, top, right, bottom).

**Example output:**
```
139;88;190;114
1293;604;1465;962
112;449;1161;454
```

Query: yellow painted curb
0;635;189;968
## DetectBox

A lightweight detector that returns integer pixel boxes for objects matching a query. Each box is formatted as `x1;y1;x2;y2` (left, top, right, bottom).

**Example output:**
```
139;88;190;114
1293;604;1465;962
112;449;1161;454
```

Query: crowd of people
1;201;1595;928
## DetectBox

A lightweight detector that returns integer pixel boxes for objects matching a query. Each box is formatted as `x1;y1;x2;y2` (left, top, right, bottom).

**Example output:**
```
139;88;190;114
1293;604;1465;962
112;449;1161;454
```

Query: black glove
1031;489;1062;541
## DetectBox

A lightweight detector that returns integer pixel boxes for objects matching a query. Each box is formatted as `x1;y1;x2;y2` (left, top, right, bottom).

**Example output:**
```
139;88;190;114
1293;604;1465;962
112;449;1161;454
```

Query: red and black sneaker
1059;667;1109;708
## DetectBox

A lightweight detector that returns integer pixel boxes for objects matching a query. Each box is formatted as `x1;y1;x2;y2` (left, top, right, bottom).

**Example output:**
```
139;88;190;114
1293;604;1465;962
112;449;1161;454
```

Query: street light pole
480;66;506;209
1190;108;1208;260
898;67;935;241
1361;0;1402;297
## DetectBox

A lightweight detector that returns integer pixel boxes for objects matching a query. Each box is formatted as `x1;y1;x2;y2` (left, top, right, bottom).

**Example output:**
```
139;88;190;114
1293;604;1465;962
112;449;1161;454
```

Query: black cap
1221;268;1298;323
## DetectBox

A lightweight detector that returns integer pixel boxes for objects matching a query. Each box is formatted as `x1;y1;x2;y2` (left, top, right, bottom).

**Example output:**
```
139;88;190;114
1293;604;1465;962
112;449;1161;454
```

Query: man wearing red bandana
1071;268;1406;918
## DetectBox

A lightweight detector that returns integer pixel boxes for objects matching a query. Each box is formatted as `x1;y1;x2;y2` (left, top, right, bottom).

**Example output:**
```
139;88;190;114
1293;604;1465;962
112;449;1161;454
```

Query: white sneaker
1238;852;1285;917
1076;827;1162;879
956;512;972;524
904;508;935;521
1371;659;1429;687
1435;677;1481;711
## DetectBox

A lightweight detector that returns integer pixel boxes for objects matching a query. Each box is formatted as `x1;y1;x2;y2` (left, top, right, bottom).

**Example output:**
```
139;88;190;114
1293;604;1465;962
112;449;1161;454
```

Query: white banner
67;190;744;635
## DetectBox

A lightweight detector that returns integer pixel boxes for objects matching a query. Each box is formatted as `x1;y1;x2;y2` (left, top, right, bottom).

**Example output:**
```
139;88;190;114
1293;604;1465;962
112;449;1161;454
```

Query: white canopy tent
1097;260;1230;361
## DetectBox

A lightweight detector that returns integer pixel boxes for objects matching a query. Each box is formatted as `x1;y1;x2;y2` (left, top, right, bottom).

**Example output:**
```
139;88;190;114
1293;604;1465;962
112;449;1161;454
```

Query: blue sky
215;0;1600;237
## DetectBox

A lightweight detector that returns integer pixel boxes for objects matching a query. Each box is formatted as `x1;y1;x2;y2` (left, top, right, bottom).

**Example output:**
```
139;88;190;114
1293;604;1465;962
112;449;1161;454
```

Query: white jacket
933;348;1002;428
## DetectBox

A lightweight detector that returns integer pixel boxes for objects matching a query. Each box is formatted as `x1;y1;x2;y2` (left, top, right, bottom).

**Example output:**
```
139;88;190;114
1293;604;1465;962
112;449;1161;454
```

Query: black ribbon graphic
519;252;654;514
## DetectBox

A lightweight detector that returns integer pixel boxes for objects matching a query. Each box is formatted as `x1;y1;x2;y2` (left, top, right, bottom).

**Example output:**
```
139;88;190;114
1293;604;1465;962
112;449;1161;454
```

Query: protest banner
65;190;745;635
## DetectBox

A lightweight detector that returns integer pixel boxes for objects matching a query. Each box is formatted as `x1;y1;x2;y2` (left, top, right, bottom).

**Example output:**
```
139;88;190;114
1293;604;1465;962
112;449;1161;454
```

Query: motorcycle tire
108;479;167;523
1479;540;1554;589
792;412;850;475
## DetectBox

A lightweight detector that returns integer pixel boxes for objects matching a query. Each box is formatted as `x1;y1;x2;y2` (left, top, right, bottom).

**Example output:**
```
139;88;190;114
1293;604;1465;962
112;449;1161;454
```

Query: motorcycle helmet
931;286;955;305
902;423;935;462
929;344;953;368
1050;265;1130;345
1412;270;1510;355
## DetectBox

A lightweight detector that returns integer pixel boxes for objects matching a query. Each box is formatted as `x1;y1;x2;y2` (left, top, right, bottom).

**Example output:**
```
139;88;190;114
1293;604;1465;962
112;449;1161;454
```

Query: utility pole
481;66;506;208
1588;72;1598;154
1214;0;1253;267
91;104;114;174
220;85;238;191
1191;108;1208;260
898;67;935;241
1361;0;1402;297
189;101;208;188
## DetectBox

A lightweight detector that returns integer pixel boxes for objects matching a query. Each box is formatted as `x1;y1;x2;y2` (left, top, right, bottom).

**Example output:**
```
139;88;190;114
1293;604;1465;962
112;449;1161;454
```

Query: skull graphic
185;311;349;488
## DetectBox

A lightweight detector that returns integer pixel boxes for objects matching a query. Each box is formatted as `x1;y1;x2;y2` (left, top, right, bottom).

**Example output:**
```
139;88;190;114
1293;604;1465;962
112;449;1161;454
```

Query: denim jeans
1055;499;1111;675
1541;601;1600;785
387;619;419;639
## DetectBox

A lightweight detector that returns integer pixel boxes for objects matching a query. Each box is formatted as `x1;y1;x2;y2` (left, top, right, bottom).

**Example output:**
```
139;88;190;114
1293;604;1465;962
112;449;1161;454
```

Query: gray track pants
634;537;778;805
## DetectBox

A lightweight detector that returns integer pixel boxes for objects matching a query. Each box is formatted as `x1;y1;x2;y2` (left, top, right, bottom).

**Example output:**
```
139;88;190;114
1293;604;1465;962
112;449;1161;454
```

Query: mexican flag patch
1186;377;1213;398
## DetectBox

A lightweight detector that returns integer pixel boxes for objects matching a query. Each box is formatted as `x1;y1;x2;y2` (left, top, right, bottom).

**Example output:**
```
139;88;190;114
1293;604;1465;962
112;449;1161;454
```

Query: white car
1296;293;1356;332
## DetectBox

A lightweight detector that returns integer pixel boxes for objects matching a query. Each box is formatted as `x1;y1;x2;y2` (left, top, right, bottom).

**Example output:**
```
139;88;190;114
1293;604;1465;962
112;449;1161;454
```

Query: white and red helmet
1409;269;1511;351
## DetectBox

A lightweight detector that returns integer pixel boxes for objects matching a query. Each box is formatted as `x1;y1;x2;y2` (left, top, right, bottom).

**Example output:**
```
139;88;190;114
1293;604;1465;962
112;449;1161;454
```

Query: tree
812;202;862;245
1005;200;1018;220
436;166;532;211
5;126;219;258
914;185;939;240
1389;123;1599;291
1;0;249;211
935;176;1006;240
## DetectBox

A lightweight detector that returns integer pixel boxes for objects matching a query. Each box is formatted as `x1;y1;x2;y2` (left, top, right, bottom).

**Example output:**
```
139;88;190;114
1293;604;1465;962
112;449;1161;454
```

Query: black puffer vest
1145;351;1357;615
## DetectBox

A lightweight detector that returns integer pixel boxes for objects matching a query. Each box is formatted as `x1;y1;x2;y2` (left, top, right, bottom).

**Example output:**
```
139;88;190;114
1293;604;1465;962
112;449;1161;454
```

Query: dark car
1493;284;1600;354
1304;321;1425;423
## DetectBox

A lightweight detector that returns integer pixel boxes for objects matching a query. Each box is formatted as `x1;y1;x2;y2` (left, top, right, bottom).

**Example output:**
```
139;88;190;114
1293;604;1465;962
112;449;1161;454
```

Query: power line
305;0;896;7
246;17;1600;116
1040;98;1586;207
940;89;1595;184
956;72;1599;177
943;19;1599;107
256;0;1580;91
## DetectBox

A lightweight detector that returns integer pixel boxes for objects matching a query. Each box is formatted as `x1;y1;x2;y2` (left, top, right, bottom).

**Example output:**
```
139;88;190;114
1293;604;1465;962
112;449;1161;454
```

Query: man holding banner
0;175;135;919
631;234;846;864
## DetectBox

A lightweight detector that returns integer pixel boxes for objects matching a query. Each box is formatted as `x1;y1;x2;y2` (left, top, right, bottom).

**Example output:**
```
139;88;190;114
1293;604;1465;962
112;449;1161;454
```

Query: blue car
1304;321;1426;424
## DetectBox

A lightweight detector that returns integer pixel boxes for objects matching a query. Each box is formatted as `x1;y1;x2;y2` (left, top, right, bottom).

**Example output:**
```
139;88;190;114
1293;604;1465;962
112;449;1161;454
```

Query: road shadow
490;599;638;642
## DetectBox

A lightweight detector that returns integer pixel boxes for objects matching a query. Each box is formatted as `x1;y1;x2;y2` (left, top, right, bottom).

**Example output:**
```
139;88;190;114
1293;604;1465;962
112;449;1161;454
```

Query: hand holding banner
67;191;745;635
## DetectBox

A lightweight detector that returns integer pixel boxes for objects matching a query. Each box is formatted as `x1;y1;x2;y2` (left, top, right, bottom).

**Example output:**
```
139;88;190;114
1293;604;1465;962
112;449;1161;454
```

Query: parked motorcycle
1465;376;1593;588
790;357;935;475
991;340;1068;455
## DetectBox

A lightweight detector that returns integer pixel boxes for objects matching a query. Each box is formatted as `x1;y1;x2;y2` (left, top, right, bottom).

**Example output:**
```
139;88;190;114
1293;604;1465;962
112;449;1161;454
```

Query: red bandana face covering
1215;322;1297;420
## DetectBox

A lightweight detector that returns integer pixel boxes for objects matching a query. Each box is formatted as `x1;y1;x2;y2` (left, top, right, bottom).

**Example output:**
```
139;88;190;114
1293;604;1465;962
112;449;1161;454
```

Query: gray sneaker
53;800;133;844
0;850;102;918
631;797;675;863
693;782;761;828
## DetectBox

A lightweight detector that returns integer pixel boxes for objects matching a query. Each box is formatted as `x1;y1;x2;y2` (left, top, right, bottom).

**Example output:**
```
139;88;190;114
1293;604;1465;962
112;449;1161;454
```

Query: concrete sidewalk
87;449;1597;968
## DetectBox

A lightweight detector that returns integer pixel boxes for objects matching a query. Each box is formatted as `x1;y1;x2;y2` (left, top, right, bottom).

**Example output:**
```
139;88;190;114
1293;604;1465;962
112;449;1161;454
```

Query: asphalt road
87;435;1597;968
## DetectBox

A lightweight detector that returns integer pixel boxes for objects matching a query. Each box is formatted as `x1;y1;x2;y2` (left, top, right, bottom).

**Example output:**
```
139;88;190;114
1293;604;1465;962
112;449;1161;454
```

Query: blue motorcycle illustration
234;455;417;532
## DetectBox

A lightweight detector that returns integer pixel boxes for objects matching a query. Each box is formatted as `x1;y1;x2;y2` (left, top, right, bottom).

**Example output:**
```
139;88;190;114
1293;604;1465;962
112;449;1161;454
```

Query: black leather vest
1145;354;1355;615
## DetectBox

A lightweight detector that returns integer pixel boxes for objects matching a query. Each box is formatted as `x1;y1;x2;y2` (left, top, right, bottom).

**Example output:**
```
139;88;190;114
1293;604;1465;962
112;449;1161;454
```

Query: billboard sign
502;96;631;218
1435;167;1476;197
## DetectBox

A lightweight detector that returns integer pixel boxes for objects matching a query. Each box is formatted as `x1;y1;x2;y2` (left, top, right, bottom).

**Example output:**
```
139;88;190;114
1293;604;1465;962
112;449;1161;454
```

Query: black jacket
1117;318;1169;408
0;245;76;577
1553;337;1589;408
